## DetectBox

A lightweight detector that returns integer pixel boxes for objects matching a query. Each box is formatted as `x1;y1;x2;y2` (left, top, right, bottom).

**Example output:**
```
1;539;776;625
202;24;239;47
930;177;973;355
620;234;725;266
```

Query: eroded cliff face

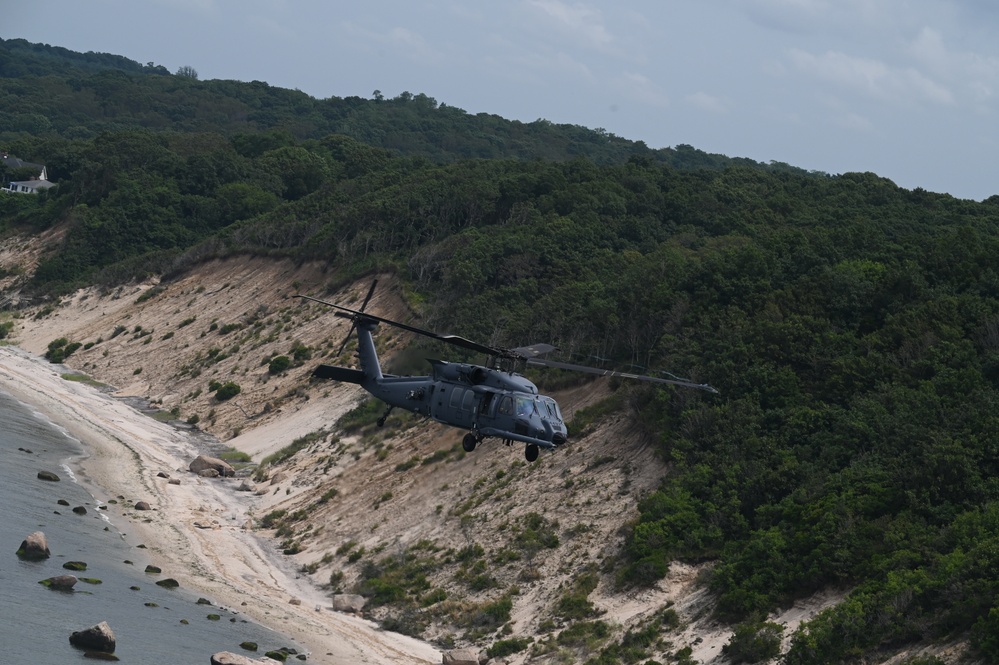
0;242;862;663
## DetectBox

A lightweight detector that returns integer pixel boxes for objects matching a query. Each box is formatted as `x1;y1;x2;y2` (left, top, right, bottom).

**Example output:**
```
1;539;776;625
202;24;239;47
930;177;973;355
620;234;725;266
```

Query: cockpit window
515;397;535;417
542;397;562;420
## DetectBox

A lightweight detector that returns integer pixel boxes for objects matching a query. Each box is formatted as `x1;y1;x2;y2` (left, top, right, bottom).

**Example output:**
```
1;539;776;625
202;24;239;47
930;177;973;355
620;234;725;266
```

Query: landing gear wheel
525;443;539;462
462;433;478;452
377;406;394;428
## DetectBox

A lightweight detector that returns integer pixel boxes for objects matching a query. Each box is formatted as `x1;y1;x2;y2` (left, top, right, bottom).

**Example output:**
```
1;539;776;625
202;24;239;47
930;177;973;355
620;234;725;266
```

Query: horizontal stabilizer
312;365;366;384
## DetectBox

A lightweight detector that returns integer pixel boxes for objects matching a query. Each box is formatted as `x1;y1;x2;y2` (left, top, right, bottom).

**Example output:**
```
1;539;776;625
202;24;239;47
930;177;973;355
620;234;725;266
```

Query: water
0;389;298;664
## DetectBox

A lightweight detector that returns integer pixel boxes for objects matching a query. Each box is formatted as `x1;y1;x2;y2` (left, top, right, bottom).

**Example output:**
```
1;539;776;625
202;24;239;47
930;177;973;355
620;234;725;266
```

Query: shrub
45;337;73;363
723;619;784;664
290;340;312;361
268;354;291;374
475;595;513;628
214;381;241;401
259;509;287;528
487;637;531;658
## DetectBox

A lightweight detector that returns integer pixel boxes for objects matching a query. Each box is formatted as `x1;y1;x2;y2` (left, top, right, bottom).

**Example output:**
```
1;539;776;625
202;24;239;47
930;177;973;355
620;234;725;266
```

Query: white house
7;179;57;194
2;153;54;195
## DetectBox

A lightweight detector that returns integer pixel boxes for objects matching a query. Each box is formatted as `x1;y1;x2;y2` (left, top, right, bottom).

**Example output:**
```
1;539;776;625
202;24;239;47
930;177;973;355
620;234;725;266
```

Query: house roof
2;156;45;172
9;179;57;190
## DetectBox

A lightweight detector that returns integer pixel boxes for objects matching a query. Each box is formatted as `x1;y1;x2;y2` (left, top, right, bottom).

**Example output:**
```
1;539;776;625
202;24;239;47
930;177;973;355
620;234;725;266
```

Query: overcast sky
4;0;997;200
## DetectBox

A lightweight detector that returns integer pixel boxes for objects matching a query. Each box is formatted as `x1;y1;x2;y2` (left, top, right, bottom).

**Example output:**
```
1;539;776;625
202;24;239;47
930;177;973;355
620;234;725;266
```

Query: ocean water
0;389;299;664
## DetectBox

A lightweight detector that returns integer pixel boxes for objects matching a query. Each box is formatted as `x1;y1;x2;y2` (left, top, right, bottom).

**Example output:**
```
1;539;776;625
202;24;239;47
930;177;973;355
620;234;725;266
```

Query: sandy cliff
0;243;857;663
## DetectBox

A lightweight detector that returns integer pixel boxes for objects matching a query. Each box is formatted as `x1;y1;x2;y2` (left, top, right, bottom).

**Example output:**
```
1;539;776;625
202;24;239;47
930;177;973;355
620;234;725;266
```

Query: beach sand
0;345;439;664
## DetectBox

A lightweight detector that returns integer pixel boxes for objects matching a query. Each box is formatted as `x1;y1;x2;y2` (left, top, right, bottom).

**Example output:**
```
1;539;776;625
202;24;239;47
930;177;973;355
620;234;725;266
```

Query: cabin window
449;388;464;409
461;390;474;412
479;392;494;415
498;395;513;415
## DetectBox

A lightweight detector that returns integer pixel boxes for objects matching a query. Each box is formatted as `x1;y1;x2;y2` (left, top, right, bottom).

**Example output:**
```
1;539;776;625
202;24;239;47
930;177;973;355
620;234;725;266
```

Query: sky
3;0;998;201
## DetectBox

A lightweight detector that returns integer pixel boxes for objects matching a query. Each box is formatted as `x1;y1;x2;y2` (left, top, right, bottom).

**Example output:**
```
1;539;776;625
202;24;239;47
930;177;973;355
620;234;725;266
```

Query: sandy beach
0;345;440;665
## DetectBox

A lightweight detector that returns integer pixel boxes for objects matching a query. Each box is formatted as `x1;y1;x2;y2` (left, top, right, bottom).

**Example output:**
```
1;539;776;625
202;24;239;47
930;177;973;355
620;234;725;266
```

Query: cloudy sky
4;0;998;200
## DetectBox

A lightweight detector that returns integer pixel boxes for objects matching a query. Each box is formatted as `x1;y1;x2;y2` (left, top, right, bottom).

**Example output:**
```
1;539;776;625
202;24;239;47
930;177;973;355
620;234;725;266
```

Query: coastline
0;345;439;664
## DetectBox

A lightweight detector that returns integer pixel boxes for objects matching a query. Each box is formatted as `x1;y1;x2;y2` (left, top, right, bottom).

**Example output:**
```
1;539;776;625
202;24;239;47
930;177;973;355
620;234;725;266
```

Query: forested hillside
5;37;999;663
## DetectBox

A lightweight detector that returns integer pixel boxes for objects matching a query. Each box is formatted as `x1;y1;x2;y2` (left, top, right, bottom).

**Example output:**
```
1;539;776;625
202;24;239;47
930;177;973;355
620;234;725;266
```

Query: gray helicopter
296;282;717;462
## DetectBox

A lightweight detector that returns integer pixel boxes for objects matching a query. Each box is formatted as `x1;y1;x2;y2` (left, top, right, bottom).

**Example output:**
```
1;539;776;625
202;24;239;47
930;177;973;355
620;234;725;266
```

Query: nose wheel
462;432;478;452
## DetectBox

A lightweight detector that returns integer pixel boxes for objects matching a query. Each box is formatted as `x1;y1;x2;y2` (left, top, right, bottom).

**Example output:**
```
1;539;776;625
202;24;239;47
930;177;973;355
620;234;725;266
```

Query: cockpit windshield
515;396;536;417
541;397;562;421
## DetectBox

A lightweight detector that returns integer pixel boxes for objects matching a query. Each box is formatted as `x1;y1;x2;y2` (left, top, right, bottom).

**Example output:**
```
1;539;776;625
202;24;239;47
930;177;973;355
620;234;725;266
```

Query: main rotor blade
295;294;505;358
336;279;378;356
510;343;557;358
524;357;719;393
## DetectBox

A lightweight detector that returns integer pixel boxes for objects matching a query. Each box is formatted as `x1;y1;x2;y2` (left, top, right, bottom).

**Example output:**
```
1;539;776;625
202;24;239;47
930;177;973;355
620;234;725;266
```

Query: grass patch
61;373;108;389
218;448;252;463
257;428;329;474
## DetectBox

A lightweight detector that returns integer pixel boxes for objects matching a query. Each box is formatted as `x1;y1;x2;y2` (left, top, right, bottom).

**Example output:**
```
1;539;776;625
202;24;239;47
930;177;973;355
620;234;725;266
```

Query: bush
290;340;312;361
46;339;82;363
268;354;291;374
723;619;783;663
487;637;531;658
214;381;241;401
475;595;513;628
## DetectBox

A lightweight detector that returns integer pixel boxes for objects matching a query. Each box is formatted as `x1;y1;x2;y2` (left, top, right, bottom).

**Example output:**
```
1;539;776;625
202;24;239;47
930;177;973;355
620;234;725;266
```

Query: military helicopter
296;282;717;462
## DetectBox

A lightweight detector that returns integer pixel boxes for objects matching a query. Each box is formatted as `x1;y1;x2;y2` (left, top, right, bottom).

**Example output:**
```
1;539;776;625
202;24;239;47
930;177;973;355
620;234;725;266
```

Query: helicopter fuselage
317;319;568;460
300;282;715;462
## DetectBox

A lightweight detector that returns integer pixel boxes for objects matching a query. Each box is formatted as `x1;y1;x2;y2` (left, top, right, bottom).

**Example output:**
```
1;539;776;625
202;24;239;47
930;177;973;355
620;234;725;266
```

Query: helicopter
295;281;718;462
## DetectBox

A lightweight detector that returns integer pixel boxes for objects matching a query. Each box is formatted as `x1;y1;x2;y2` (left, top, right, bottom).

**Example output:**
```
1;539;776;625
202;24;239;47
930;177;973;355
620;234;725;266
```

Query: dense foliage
1;37;808;170
6;38;999;661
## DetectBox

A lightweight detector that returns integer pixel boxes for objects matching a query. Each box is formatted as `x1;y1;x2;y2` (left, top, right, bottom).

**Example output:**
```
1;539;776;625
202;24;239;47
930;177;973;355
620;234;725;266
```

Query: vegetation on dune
5;36;999;661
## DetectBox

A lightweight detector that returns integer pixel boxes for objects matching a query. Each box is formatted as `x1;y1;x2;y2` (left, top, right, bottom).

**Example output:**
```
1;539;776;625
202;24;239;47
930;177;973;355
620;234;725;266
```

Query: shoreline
0;345;439;664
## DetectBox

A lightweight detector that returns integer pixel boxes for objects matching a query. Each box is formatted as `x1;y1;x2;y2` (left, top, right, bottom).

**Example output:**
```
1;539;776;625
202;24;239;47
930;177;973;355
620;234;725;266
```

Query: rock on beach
69;620;116;653
16;531;50;560
189;455;235;477
210;651;284;664
40;574;78;590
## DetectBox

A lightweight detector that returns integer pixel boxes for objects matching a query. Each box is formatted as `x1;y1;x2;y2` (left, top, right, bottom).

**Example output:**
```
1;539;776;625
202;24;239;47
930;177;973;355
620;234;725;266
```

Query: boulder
134;501;151;511
69;620;116;653
237;480;256;492
442;649;483;665
168;478;181;485
199;468;220;478
41;574;78;590
17;531;50;560
210;652;283;665
37;470;60;481
330;594;366;613
190;455;235;477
